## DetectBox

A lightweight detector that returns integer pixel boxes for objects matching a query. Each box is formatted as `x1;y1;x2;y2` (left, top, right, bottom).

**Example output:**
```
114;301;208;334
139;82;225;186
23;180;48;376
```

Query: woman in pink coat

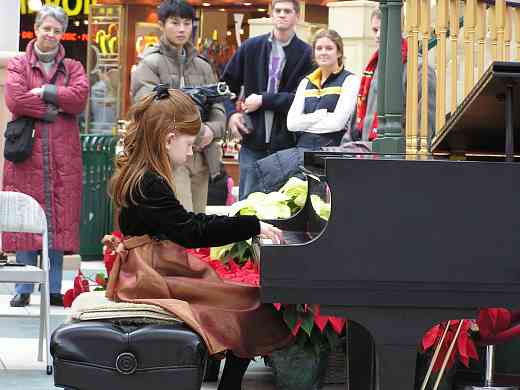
3;5;89;307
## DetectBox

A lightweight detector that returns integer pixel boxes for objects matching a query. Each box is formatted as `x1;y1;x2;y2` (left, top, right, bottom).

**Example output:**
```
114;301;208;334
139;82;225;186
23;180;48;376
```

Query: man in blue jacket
221;0;313;199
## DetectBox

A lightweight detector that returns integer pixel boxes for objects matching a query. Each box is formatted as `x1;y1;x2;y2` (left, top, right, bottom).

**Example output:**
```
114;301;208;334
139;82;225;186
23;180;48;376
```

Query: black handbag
3;116;35;163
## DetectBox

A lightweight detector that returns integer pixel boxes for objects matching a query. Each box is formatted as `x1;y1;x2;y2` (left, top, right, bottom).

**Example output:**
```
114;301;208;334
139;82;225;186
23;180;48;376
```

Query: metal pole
485;345;495;387
377;0;388;143
472;345;517;390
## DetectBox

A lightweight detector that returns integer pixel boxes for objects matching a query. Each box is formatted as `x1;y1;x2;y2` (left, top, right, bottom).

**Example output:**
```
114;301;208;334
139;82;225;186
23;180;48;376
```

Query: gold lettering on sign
20;0;97;16
62;0;82;16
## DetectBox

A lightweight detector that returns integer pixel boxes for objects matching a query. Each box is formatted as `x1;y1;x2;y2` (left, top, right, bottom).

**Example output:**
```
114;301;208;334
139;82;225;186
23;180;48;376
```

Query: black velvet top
119;171;260;248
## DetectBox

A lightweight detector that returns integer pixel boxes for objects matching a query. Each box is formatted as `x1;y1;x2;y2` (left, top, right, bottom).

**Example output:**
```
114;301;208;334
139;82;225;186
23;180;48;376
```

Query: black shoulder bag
4;117;36;163
4;63;64;163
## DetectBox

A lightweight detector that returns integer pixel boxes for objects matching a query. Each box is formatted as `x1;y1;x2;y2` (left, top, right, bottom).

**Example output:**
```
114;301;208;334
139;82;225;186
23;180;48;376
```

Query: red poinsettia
187;248;260;286
188;248;346;353
63;270;109;308
102;230;123;276
422;319;479;372
63;271;90;308
62;231;123;308
476;308;520;345
271;303;345;336
421;308;520;374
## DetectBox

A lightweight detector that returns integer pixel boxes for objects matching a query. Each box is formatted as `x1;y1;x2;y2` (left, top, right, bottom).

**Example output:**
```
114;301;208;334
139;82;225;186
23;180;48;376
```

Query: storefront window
134;22;160;66
85;4;125;134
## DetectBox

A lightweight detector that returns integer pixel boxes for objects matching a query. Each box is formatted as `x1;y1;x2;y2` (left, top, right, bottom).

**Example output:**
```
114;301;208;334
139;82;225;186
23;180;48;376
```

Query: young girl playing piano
107;85;291;390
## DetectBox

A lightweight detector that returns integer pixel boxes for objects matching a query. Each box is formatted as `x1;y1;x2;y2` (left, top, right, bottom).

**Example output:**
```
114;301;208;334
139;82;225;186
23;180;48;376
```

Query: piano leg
323;306;476;390
347;321;417;390
348;321;377;390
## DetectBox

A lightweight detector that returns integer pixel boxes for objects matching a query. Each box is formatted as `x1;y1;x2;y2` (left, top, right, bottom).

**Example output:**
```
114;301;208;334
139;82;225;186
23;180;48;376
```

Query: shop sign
21;30;89;42
20;0;97;16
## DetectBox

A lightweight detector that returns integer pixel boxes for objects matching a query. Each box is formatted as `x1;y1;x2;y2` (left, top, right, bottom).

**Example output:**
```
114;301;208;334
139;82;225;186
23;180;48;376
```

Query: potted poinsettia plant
266;301;346;390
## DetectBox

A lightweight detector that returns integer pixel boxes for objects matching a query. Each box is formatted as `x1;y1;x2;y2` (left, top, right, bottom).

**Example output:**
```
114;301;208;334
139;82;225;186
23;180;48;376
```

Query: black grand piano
256;62;520;389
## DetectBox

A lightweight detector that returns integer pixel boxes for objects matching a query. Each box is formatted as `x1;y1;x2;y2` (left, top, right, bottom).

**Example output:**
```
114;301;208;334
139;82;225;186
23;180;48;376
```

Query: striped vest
303;67;352;114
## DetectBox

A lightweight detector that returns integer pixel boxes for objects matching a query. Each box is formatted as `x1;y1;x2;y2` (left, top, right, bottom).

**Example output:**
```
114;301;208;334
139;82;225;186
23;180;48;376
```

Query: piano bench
50;321;208;390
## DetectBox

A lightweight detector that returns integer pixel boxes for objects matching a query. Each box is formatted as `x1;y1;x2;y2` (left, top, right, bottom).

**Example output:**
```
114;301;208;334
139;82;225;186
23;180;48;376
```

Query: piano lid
303;150;435;171
432;61;520;157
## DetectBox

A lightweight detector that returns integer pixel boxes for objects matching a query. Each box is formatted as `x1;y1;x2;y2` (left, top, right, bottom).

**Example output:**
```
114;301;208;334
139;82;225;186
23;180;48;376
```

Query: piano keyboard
252;230;320;263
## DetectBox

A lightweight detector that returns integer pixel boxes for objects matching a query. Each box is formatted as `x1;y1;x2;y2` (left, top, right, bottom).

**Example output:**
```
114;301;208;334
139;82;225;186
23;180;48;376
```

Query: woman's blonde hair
312;29;344;67
110;89;201;207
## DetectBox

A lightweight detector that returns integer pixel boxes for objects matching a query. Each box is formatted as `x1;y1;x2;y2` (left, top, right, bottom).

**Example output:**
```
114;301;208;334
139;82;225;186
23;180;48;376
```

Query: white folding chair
0;191;52;375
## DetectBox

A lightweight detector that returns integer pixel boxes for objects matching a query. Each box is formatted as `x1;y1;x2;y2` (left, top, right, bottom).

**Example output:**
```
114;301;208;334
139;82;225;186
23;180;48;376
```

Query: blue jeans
238;146;269;200
15;250;64;294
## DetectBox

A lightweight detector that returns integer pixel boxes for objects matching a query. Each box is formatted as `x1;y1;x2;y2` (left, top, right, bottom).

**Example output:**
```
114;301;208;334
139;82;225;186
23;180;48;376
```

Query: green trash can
80;134;118;261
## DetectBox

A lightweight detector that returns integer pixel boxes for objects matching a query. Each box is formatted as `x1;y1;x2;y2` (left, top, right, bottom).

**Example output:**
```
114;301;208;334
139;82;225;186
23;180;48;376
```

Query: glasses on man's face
39;26;64;36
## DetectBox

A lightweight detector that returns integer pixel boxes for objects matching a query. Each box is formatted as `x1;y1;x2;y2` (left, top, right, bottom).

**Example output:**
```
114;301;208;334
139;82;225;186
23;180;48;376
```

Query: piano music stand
432;61;520;161
435;64;520;390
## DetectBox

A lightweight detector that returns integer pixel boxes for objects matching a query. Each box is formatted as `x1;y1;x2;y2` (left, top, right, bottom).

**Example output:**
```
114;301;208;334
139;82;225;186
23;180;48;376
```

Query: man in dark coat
221;0;313;199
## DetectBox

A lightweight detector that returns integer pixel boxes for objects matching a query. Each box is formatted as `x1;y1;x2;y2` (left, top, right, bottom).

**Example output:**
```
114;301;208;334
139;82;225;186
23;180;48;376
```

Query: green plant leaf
300;312;315;337
308;328;328;356
295;332;310;348
226;240;253;265
313;328;328;346
282;305;298;330
324;325;341;351
294;193;307;207
210;243;234;260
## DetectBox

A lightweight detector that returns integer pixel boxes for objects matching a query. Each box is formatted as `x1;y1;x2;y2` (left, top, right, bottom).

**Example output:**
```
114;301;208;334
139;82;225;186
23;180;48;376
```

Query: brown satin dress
106;234;292;358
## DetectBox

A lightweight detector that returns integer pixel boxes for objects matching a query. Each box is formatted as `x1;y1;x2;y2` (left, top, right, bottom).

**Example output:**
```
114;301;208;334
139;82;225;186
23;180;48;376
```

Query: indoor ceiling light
257;8;266;11
202;2;211;6
244;2;252;6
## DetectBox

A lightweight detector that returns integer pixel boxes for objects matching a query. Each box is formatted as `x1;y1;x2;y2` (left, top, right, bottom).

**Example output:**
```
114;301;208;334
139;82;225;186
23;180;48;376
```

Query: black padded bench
51;321;208;390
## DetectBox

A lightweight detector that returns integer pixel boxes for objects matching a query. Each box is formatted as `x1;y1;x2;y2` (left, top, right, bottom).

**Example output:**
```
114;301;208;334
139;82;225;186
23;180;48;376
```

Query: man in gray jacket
131;0;225;213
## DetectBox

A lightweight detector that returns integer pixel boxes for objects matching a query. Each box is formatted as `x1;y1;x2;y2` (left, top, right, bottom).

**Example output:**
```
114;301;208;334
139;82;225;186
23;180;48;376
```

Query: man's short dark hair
158;0;196;23
272;0;300;15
